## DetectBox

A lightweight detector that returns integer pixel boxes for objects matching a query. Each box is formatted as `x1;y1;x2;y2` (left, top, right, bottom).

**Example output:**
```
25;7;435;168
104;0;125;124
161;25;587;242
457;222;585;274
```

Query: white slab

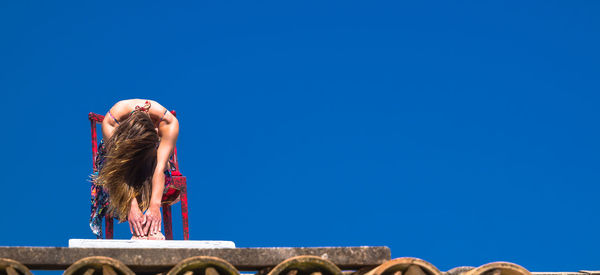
69;239;236;249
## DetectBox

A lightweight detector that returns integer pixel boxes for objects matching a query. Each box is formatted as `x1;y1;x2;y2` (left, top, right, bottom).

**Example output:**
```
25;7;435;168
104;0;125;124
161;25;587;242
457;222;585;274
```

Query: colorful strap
159;109;169;122
114;101;167;126
131;100;152;114
108;110;120;125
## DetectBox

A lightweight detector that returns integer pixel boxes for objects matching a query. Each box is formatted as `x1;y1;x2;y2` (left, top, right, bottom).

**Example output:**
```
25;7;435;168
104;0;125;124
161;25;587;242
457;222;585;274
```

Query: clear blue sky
1;0;599;272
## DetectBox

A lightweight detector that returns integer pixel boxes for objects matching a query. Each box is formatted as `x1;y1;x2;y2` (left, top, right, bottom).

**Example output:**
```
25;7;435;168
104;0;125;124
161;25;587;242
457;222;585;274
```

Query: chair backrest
88;111;182;175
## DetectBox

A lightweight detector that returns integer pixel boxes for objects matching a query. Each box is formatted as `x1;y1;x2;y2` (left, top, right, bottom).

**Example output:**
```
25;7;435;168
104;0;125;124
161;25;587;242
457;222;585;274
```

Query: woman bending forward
90;99;179;239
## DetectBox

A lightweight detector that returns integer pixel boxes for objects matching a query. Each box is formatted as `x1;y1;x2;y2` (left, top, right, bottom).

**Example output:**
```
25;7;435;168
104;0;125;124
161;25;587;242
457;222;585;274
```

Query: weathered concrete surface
0;246;390;272
69;239;236;249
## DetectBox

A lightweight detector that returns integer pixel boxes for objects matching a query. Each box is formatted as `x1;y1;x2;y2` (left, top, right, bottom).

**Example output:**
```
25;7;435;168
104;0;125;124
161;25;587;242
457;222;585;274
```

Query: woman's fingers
135;220;144;237
151;217;156;235
131;212;162;236
144;220;150;235
141;215;148;236
132;221;139;236
152;219;159;235
143;216;153;235
129;218;140;236
150;218;157;235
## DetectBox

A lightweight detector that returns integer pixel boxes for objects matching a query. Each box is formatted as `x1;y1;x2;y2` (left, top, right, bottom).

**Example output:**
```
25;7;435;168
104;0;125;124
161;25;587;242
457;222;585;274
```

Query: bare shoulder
111;98;153;113
148;99;166;112
149;100;178;124
110;100;130;111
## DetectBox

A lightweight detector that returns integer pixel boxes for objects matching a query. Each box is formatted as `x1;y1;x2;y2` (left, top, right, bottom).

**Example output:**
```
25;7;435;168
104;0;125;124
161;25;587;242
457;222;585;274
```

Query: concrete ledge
68;239;236;249
0;246;391;272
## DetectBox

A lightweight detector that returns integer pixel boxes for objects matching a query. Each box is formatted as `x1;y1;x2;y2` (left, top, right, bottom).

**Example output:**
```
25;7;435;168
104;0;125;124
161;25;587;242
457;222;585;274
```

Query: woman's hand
143;204;162;236
128;198;146;237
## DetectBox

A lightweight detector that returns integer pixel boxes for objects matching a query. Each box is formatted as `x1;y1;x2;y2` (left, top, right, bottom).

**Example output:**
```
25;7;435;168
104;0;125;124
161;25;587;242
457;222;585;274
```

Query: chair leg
105;214;114;239
181;186;189;240
162;204;173;240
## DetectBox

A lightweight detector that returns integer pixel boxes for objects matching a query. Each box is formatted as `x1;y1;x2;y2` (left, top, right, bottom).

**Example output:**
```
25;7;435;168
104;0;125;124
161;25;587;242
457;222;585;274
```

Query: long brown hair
96;111;159;221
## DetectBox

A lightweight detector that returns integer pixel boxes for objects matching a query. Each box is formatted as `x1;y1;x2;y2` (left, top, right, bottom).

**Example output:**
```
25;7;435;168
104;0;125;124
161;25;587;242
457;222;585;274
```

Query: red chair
89;111;189;240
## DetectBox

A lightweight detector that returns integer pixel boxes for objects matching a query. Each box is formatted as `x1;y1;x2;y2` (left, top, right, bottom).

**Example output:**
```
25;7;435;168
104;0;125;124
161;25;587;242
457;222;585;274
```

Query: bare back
102;99;175;140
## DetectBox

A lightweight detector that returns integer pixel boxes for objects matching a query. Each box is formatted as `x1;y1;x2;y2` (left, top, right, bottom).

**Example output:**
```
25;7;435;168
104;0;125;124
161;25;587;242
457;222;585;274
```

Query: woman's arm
101;115;116;140
101;101;127;140
144;111;179;235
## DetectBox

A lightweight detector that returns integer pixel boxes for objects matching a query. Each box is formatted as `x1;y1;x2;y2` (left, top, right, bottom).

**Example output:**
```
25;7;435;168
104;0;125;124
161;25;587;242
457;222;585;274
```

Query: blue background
1;0;599;272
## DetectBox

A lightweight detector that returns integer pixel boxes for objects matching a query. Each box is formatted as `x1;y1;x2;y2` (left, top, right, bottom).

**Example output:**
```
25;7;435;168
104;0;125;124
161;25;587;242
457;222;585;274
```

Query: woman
90;99;179;239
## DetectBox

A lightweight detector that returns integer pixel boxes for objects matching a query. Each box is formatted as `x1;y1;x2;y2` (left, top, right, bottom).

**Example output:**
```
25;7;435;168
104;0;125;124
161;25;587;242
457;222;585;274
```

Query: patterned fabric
89;140;180;238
